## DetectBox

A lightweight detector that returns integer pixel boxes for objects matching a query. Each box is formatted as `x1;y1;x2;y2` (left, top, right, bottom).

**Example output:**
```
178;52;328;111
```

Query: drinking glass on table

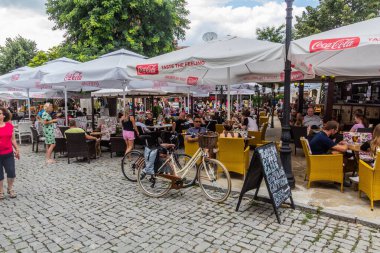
352;135;359;143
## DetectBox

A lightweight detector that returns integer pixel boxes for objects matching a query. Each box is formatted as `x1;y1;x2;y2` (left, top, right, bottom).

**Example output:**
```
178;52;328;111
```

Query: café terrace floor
228;117;380;227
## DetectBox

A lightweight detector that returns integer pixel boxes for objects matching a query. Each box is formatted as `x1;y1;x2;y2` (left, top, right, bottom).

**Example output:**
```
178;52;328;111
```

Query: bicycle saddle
160;143;176;149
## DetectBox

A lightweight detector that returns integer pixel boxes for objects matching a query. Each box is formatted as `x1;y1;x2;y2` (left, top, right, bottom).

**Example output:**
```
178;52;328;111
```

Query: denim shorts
0;152;16;180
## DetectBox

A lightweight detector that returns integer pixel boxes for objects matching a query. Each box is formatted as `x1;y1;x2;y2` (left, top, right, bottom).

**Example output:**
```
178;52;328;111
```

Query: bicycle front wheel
137;163;172;198
121;150;144;182
198;158;231;202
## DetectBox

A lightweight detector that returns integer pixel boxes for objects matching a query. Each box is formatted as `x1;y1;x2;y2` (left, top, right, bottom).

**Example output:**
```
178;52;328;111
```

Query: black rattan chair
30;126;45;152
54;138;67;158
65;132;91;164
291;126;308;155
110;137;126;158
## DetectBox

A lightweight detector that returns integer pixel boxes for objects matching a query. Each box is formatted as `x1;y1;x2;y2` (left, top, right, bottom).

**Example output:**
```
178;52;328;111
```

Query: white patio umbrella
91;88;167;97
42;49;188;109
0;58;80;122
126;36;288;119
289;17;380;78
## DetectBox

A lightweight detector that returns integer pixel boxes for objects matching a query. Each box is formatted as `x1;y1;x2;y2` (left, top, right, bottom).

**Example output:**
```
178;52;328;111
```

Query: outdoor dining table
146;124;172;131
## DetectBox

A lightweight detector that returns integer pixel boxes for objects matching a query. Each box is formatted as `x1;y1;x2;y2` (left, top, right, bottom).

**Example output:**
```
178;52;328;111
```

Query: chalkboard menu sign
236;142;294;223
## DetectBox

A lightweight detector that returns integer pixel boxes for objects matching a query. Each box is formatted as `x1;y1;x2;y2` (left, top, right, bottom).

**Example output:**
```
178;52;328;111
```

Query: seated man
303;107;323;128
185;116;207;143
135;116;151;134
65;119;100;156
309;121;347;155
145;112;154;126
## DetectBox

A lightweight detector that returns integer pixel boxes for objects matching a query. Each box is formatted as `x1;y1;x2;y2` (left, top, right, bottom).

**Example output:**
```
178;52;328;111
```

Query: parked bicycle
121;132;180;182
137;132;231;202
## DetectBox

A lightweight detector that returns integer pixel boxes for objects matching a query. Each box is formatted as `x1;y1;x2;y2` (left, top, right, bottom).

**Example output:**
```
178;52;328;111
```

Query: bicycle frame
156;148;206;180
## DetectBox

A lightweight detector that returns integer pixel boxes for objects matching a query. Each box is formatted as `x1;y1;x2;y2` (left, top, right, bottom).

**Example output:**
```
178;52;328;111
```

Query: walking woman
120;109;139;154
42;103;57;164
0;107;20;199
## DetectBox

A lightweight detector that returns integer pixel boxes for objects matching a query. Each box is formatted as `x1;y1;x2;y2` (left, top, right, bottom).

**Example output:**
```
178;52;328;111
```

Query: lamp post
280;0;295;188
270;84;276;128
254;84;260;115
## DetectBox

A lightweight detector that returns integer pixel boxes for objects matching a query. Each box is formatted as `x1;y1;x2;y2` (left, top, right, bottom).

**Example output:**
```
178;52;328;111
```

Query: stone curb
233;189;380;229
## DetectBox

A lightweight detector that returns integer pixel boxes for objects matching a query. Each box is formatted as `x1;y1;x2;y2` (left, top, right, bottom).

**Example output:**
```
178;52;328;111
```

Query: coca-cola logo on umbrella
11;74;20;81
309;37;360;53
136;64;159;75
64;71;83;81
187;76;198;86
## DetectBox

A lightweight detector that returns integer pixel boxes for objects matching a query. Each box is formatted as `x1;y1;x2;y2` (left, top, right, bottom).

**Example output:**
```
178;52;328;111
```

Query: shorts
123;130;135;141
0;152;16;181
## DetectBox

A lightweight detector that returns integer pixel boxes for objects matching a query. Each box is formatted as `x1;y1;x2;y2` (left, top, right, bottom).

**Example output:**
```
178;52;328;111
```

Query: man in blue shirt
186;116;206;143
309;121;347;155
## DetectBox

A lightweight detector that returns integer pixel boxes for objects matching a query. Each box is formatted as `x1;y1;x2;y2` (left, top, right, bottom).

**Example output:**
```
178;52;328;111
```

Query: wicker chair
54;138;67;158
110;137;126;158
65;132;91;164
359;153;380;210
58;126;70;136
300;137;344;192
291;126;308;155
30;126;45;152
217;137;250;177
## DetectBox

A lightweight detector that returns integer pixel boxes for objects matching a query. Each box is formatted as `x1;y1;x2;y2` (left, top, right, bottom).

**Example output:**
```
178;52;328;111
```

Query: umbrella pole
123;84;127;109
64;87;68;126
187;88;190;114
27;88;31;119
227;67;231;120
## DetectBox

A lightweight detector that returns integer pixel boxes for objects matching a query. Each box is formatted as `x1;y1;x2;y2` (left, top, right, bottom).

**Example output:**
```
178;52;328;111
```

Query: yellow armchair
215;124;224;134
359;154;380;210
248;122;268;147
300;137;344;192
217;137;250;177
259;116;269;127
184;137;199;157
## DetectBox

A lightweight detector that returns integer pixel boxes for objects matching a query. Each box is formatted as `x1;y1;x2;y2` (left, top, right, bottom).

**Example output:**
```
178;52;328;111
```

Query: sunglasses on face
194;121;202;123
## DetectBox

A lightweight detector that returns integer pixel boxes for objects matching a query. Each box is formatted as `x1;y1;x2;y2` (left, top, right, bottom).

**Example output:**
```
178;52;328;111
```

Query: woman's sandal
0;192;4;200
7;189;17;198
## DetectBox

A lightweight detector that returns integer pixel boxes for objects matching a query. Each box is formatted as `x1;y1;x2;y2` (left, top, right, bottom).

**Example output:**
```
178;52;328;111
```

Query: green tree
46;0;190;58
0;35;38;74
28;46;69;67
294;0;380;39
256;25;285;43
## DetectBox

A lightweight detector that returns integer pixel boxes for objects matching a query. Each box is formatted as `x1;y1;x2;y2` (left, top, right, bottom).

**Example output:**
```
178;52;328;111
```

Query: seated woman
360;124;380;156
350;113;369;132
220;122;242;138
294;113;304;127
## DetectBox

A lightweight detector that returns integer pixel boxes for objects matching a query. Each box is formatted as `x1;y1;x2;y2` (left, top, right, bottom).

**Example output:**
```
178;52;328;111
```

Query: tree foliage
46;0;190;58
256;25;285;43
0;35;38;74
294;0;380;39
28;46;69;67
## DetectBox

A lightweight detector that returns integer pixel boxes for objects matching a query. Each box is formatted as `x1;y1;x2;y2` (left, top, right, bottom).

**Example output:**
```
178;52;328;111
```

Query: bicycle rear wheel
137;162;172;197
174;153;197;188
121;150;144;182
198;158;231;202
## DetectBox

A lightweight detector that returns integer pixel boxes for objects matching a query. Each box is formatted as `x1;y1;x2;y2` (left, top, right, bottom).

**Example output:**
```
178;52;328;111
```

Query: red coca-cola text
309;37;360;53
136;64;159;75
64;71;83;81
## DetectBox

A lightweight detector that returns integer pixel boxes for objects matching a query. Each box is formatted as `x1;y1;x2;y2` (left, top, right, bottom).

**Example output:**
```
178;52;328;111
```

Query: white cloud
0;1;306;51
180;1;305;46
0;7;65;51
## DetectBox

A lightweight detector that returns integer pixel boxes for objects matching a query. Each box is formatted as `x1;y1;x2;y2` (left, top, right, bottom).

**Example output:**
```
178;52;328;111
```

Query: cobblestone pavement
1;146;380;253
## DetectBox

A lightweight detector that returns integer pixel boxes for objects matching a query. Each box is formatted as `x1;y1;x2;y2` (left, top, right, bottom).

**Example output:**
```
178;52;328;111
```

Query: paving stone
0;145;378;253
